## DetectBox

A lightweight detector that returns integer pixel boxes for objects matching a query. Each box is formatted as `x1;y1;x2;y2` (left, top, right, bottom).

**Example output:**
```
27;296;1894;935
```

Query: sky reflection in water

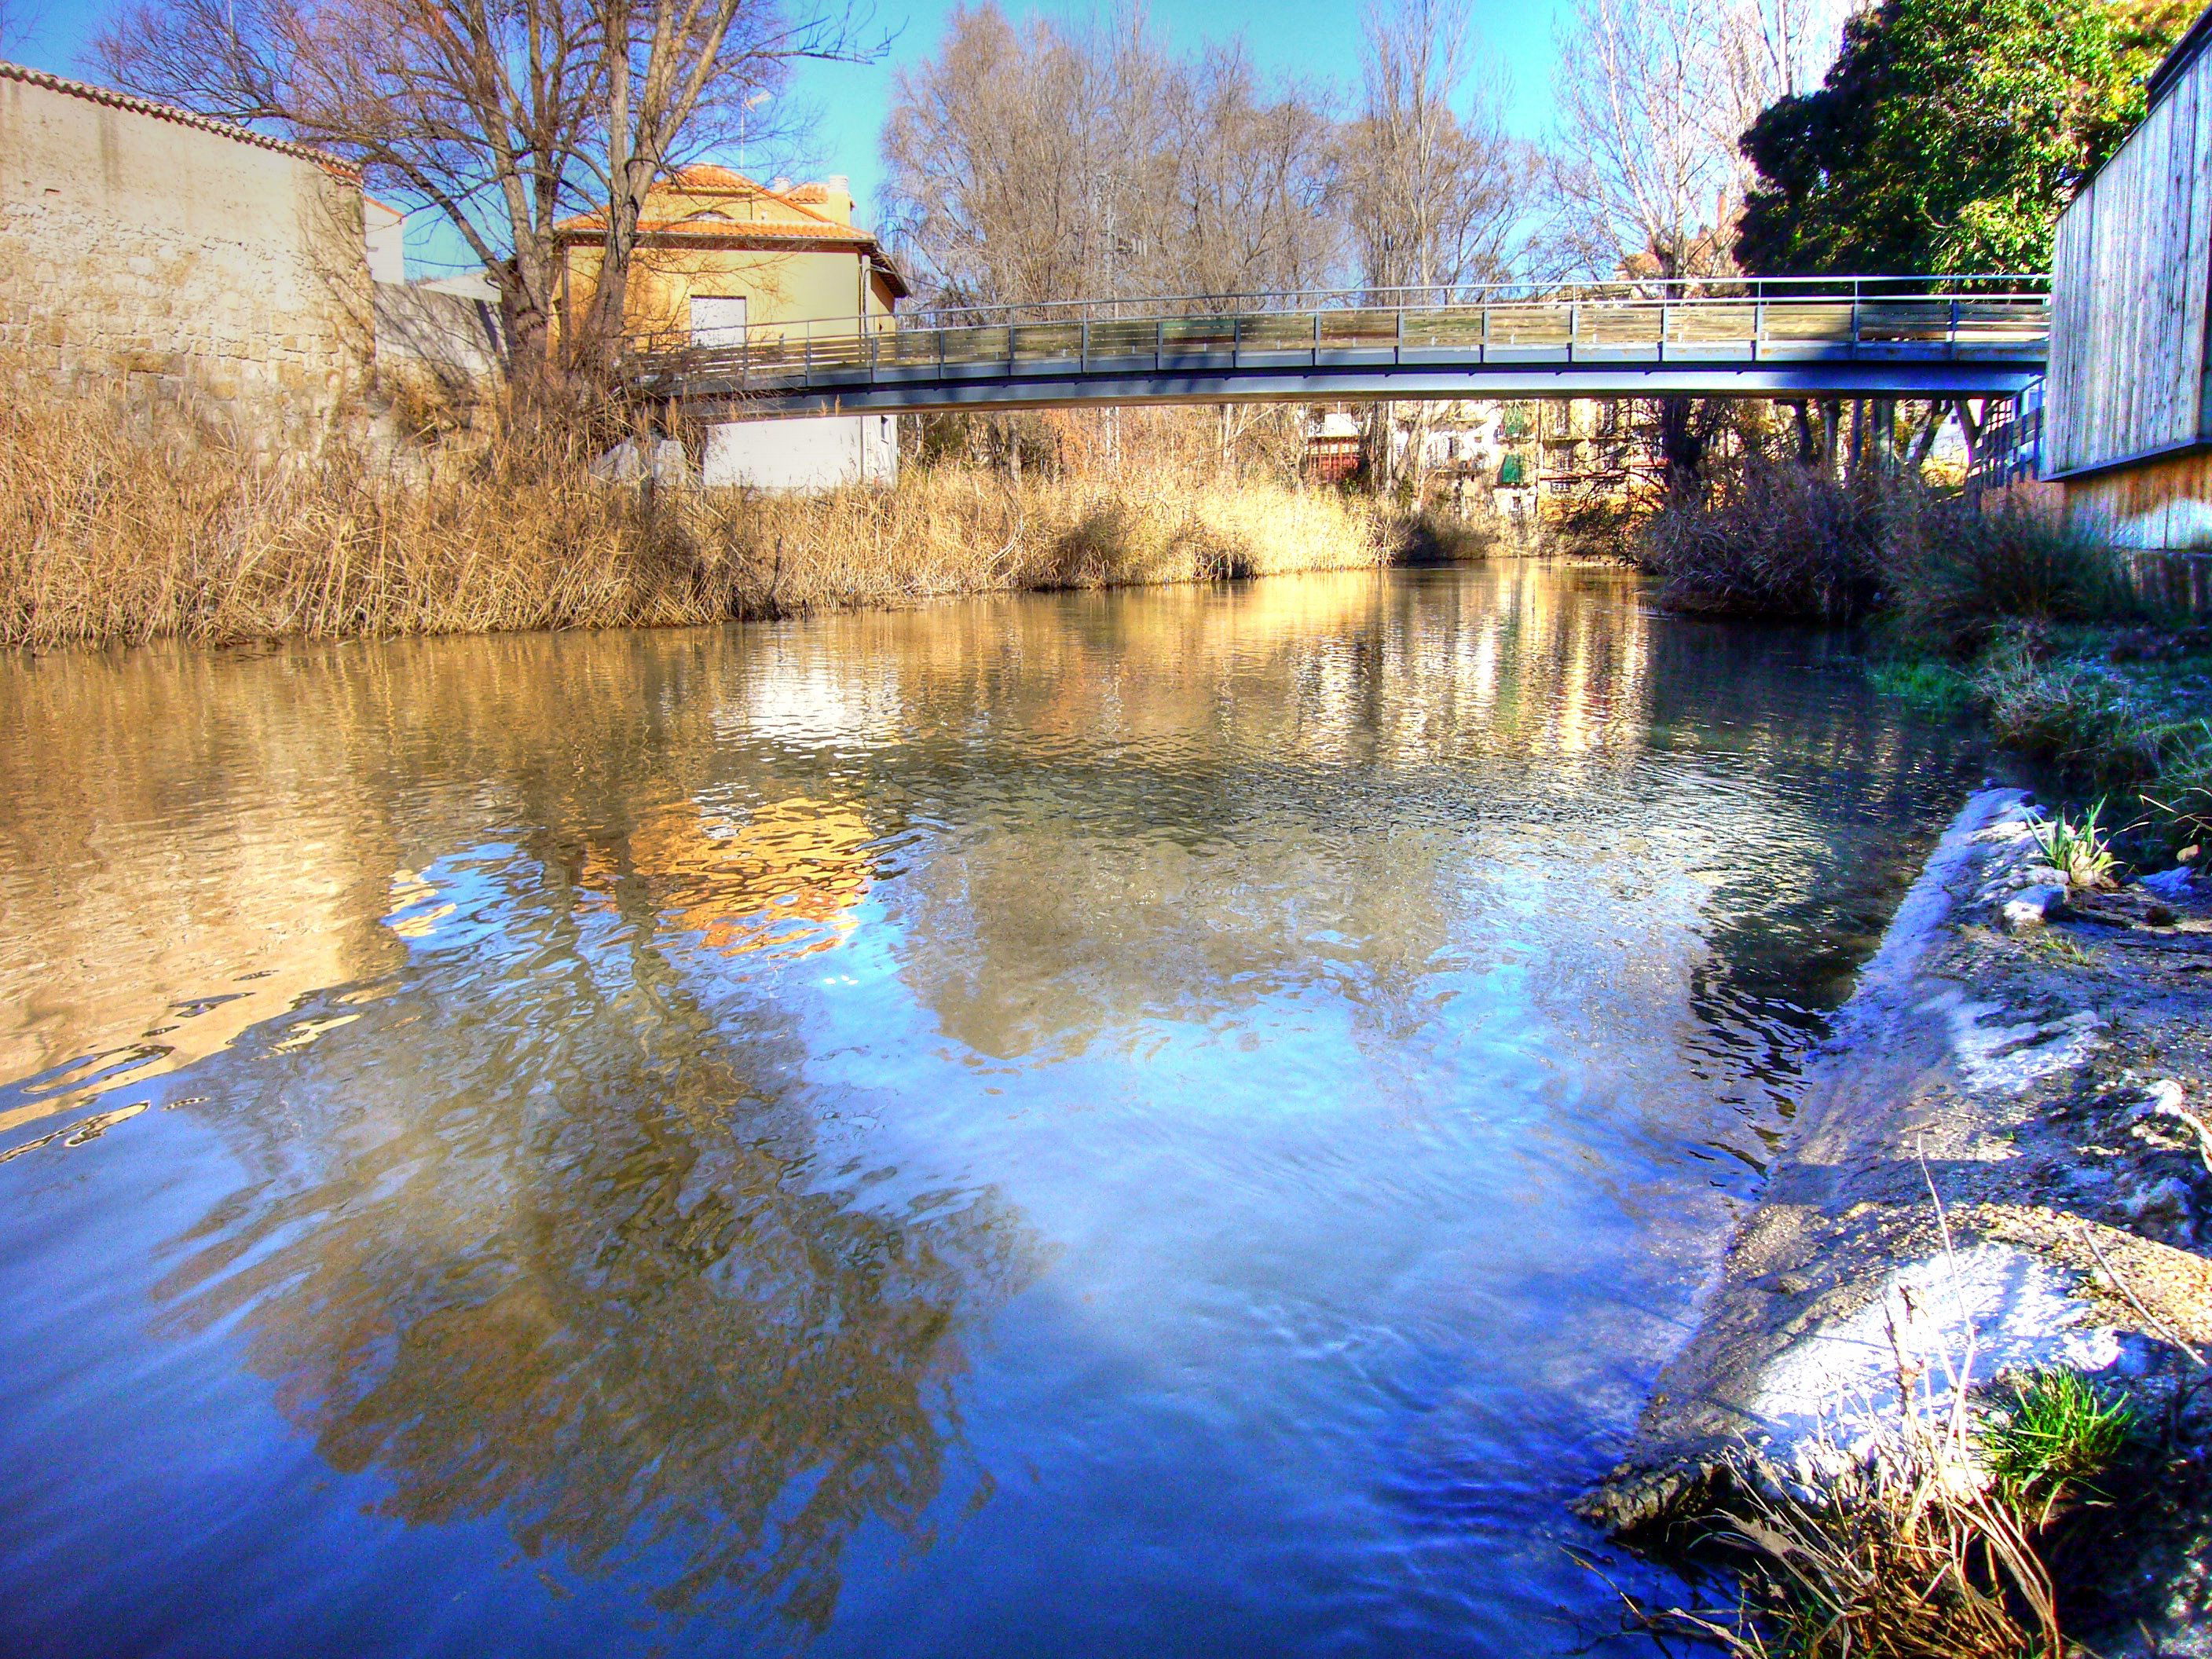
0;564;1981;1656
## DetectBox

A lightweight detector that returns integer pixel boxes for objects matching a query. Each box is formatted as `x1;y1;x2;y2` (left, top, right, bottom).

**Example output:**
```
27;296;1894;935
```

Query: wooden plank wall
2067;448;2212;552
2045;44;2212;474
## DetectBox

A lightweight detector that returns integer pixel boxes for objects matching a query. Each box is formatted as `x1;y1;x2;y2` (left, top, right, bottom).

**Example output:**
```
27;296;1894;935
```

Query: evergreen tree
1736;0;2193;276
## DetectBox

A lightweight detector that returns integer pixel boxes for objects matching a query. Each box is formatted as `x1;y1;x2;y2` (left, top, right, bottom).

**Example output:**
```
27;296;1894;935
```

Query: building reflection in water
0;564;1981;1647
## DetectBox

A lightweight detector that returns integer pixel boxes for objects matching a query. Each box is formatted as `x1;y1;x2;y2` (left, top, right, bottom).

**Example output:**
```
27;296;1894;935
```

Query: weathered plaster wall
0;66;371;434
562;242;897;342
701;413;899;491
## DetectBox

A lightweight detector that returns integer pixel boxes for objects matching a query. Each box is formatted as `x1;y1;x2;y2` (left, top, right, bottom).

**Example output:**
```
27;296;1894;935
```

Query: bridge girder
658;356;2044;423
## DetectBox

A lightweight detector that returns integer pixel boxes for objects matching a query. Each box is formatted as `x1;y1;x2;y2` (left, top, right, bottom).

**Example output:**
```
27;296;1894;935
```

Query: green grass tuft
1870;658;1976;713
1982;1368;2135;1516
2028;800;2119;888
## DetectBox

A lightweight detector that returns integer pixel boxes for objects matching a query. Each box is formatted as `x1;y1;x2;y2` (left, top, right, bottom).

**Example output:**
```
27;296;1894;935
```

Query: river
0;563;1983;1656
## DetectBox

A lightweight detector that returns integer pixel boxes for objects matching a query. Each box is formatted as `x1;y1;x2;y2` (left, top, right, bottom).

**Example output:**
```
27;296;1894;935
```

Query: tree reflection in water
0;563;1990;1654
147;837;1042;1632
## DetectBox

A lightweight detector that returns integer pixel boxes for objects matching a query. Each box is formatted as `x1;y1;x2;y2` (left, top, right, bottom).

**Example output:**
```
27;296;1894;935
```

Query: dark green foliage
1737;0;2193;276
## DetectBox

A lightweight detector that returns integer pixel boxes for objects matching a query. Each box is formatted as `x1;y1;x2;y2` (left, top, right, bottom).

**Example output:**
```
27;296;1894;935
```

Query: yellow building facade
554;165;906;346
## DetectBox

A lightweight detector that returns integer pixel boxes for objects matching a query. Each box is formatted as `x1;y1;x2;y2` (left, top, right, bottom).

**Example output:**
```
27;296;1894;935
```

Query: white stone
2001;884;2066;930
1752;1243;2122;1463
2141;866;2197;899
1947;1002;2104;1093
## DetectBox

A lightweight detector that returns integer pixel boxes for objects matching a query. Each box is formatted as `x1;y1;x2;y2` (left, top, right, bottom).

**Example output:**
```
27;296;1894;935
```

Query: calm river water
0;564;1982;1657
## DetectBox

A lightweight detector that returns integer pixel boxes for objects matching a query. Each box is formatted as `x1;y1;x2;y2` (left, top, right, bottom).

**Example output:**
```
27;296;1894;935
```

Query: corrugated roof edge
0;60;362;181
2147;2;2212;111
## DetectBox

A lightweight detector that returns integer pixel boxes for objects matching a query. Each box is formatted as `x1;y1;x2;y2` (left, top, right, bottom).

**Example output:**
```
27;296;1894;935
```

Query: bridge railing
884;273;2051;331
621;279;2052;400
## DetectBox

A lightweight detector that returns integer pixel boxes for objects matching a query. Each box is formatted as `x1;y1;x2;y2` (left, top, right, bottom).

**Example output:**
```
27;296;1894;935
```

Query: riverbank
1882;621;2212;853
1584;782;2212;1650
0;380;1464;650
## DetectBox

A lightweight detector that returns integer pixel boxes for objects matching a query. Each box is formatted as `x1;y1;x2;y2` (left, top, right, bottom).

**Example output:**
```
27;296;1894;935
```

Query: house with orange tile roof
554;164;906;350
555;164;908;489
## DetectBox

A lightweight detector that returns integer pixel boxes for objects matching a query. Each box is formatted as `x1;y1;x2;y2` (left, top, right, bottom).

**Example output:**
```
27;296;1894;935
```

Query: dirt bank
1584;786;2212;1645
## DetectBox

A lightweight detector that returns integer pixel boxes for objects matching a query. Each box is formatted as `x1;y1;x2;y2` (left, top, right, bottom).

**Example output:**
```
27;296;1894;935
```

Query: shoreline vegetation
0;375;1493;653
1599;471;2212;1655
1628;463;2212;863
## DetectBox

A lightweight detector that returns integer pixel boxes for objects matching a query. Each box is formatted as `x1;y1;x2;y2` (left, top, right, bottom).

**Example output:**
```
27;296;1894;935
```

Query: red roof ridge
0;59;362;181
661;162;844;228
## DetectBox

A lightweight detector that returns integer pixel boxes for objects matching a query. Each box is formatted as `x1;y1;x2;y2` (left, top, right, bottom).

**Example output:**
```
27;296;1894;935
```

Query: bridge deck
624;285;2052;417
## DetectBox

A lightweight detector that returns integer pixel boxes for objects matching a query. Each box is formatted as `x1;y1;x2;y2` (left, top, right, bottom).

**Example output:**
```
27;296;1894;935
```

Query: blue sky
13;0;1569;254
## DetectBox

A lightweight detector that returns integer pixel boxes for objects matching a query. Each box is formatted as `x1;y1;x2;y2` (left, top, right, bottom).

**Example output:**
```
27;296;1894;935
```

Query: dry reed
0;374;1408;650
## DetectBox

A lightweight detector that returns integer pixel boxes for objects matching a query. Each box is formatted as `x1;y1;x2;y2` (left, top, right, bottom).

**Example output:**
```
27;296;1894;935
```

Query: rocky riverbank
1584;786;2212;1648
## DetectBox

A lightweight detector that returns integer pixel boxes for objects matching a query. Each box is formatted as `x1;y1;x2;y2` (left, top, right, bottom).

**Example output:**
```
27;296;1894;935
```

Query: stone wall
0;64;371;437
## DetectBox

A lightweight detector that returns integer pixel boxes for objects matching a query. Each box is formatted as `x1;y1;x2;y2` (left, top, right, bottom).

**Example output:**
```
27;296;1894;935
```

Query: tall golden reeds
0;371;1411;650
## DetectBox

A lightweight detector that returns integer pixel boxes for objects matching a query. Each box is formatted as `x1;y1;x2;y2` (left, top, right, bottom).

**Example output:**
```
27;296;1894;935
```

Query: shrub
2143;722;2212;844
1395;508;1500;565
1635;463;1898;621
1885;501;2140;654
1972;634;2166;786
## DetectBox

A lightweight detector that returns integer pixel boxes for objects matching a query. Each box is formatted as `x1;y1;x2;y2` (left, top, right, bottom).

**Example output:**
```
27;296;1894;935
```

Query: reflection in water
0;566;1983;1656
156;857;1036;1628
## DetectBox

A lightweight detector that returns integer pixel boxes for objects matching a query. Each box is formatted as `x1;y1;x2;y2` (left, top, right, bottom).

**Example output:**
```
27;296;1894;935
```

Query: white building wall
364;198;405;283
0;63;369;433
702;413;898;491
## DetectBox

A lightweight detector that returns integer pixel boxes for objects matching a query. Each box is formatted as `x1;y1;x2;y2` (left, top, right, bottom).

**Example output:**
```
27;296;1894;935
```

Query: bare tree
95;0;858;374
1335;0;1522;493
883;5;1336;310
884;4;1341;477
1156;44;1340;300
1540;0;1836;495
0;0;41;54
577;0;871;354
1338;0;1518;299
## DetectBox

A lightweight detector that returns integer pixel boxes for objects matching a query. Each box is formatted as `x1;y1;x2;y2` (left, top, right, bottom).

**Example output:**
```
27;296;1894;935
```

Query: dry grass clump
1658;1444;2059;1658
0;373;1406;650
705;467;1395;617
1635;465;2141;636
1636;463;1899;622
0;382;731;646
1628;1225;2143;1659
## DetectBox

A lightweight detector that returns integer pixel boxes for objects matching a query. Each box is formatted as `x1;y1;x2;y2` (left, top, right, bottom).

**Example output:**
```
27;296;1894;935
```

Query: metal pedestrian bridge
622;277;2051;419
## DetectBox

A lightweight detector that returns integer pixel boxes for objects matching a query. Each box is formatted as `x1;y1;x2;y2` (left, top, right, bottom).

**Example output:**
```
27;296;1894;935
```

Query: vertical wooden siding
2067;448;2212;551
2045;45;2212;474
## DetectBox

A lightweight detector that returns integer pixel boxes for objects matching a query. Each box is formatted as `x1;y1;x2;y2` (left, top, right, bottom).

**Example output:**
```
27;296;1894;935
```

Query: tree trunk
1792;400;1816;467
1653;395;1715;501
1956;398;1986;474
1905;401;1946;472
